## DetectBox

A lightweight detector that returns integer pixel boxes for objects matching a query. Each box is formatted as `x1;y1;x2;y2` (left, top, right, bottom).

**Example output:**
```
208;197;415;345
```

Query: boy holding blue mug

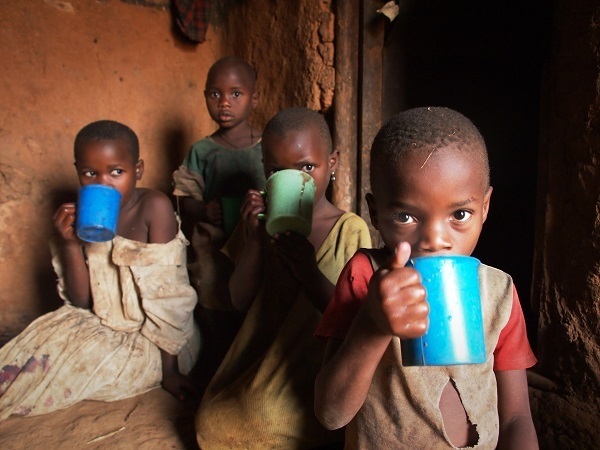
315;107;538;449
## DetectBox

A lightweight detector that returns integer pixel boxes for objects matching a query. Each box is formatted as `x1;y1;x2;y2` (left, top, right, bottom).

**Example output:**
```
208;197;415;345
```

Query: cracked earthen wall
0;0;333;342
215;0;335;124
529;1;600;447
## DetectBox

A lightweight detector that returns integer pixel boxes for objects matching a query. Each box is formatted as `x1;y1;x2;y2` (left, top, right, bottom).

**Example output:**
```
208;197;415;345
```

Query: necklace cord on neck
217;123;254;149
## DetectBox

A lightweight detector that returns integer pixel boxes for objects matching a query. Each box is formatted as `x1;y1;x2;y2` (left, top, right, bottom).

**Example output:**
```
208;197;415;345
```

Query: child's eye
82;171;95;177
233;91;242;98
452;210;472;222
111;169;124;176
394;212;415;224
302;164;315;172
209;91;220;99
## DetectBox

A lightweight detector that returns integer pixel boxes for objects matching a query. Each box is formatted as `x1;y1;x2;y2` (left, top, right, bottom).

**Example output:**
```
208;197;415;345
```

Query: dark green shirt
182;137;266;201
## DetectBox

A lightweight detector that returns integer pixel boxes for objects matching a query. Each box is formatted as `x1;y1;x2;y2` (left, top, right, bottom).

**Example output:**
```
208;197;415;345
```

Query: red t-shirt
315;252;537;371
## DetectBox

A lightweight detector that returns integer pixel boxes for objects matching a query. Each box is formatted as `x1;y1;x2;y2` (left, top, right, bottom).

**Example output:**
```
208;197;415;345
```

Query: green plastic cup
221;196;244;235
258;169;315;237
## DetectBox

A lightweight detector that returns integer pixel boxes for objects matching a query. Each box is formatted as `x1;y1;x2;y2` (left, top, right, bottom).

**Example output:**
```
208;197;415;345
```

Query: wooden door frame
332;0;386;244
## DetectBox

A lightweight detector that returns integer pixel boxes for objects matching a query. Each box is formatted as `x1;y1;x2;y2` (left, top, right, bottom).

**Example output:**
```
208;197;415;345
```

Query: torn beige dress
0;232;201;421
348;251;515;449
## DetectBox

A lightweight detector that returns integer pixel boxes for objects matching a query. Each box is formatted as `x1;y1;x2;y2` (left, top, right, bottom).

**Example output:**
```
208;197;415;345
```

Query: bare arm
53;203;91;308
180;196;222;227
229;190;265;311
146;191;178;244
496;369;539;449
315;243;429;429
315;311;393;429
160;350;196;400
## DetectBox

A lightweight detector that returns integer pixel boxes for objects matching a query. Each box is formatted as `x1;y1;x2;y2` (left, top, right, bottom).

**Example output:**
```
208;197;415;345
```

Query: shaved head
206;56;257;90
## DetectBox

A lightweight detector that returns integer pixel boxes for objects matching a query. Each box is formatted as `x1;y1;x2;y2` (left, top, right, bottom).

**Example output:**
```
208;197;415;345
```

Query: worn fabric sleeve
172;164;205;200
314;251;373;341
112;235;198;355
493;286;537;370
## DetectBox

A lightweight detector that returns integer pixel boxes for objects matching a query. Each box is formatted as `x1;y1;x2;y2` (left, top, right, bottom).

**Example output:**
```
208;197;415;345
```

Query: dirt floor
0;387;201;449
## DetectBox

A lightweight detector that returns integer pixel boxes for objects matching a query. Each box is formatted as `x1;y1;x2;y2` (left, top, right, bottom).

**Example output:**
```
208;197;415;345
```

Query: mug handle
257;190;267;221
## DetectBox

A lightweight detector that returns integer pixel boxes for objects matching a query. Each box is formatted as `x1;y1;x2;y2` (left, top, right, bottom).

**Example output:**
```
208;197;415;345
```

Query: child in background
0;120;201;421
172;56;265;379
195;107;372;449
173;55;265;246
314;107;538;449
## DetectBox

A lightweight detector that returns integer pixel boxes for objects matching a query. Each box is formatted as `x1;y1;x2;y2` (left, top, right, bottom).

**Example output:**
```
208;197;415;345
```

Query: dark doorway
381;0;553;344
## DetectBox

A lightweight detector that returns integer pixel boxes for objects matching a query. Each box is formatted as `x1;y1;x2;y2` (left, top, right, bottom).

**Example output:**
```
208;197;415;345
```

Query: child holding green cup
195;107;372;449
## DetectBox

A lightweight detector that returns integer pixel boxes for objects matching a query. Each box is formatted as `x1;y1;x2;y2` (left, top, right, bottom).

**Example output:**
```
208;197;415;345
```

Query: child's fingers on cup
242;190;264;208
54;208;74;230
54;209;78;240
382;280;427;314
53;203;76;222
242;201;265;221
243;189;263;201
377;264;422;299
369;265;426;335
392;314;429;339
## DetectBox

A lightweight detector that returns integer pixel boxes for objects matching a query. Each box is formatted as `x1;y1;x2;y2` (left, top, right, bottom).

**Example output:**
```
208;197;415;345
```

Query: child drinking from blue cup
315;107;538;448
195;107;372;449
0;120;201;421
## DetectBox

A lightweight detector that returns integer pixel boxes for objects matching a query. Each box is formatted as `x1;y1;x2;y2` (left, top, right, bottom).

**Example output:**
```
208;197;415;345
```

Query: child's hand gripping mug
76;184;122;243
401;255;486;366
258;169;316;237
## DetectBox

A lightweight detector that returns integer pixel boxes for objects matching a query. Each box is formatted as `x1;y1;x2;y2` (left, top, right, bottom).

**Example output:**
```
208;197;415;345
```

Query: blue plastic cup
402;255;486;366
76;184;121;243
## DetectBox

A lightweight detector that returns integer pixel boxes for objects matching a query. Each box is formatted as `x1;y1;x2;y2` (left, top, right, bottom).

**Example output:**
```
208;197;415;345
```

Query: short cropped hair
207;56;257;88
370;106;489;186
263;107;333;153
74;120;139;163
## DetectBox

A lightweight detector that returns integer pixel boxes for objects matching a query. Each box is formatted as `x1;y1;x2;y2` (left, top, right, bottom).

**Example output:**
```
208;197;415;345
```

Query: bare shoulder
136;188;178;242
136;188;174;213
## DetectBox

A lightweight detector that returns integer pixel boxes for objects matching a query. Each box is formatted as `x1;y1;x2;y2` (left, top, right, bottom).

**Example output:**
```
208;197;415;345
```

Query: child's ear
135;159;144;181
329;149;340;172
366;193;379;230
251;90;259;108
482;186;493;223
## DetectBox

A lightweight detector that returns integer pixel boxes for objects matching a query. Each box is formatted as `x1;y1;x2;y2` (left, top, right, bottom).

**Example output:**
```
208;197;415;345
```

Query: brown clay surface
0;388;201;449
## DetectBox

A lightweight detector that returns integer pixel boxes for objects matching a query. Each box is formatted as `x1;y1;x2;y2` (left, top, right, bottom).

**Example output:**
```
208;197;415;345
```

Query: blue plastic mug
76;184;121;243
402;255;486;366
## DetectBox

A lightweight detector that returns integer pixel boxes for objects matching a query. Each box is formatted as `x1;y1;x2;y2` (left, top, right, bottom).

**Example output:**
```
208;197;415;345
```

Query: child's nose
418;222;452;253
218;95;231;107
97;176;113;187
